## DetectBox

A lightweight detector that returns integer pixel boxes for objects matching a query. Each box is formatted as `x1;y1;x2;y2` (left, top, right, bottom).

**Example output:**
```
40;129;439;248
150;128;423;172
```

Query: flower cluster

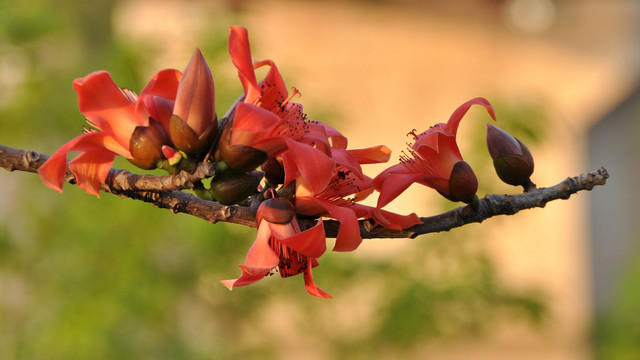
39;26;534;298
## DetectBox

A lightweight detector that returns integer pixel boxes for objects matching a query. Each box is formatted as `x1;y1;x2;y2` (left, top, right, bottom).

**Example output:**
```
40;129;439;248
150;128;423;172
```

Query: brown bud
486;123;534;187
257;197;296;224
128;119;170;170
445;161;478;203
216;123;268;171
209;168;261;205
169;114;217;155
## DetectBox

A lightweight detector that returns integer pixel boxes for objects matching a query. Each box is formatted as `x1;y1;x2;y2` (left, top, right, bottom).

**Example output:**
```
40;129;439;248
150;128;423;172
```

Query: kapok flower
374;97;496;207
293;142;422;251
221;194;330;298
223;26;334;192
169;48;218;155
38;69;181;196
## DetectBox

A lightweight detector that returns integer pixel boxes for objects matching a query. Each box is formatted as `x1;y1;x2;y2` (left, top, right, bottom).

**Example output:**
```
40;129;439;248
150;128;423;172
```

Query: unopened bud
161;145;183;167
215;123;268;171
169;114;217;155
128;119;170;170
262;157;285;185
257;197;296;224
170;48;218;156
209;168;261;205
445;160;478;203
486;123;535;189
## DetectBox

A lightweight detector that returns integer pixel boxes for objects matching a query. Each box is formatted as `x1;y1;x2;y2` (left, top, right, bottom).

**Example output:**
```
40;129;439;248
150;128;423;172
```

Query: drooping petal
307;198;362;252
73;71;142;148
69;150;116;196
243;221;280;269
221;221;280;290
303;266;332;299
38;132;130;195
446;97;496;136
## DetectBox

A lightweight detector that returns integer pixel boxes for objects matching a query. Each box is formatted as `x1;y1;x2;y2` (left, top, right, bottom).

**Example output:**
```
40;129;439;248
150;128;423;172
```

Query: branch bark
0;144;609;239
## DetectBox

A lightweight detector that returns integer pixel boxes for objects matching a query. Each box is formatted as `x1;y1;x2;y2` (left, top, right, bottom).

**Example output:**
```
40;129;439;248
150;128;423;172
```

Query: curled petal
446;97;496;136
303;267;332;299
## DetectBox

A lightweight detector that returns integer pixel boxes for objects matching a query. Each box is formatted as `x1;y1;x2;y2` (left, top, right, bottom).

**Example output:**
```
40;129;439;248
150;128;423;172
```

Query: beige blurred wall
116;0;640;358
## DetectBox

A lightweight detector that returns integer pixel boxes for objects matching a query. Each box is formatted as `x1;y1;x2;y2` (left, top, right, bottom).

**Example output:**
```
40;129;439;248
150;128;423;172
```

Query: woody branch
0;144;609;239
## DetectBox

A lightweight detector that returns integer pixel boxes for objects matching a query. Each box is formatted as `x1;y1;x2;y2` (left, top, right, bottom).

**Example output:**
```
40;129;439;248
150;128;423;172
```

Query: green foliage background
0;1;569;359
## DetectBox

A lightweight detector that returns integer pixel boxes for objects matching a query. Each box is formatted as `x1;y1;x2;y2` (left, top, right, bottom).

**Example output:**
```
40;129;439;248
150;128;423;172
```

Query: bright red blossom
293;130;422;251
38;69;181;196
225;26;335;193
221;196;330;298
374;97;496;207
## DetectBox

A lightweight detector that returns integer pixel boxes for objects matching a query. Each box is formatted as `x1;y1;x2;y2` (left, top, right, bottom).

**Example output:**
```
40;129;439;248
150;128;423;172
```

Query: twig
0;144;609;239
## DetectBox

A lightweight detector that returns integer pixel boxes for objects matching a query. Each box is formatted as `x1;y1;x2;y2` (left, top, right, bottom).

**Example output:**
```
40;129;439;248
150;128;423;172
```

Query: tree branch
0;144;609;239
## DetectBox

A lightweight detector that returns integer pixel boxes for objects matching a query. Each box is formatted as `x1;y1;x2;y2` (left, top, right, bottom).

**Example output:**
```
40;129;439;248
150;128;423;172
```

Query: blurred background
1;0;639;359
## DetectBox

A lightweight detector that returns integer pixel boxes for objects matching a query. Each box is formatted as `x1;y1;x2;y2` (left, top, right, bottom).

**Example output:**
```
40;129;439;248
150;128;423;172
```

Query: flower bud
170;48;218;155
209;168;261;205
486;123;534;188
257;197;296;224
215;123;268;171
161;145;182;167
128;119;170;170
445;160;478;203
262;157;285;185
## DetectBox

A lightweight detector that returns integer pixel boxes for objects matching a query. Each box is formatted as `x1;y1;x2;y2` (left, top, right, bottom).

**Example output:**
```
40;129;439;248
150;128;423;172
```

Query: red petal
306;197;362;252
73;71;140;148
69;150;116;196
244;221;280;269
446;97;496;136
139;68;181;102
38;132;129;195
275;220;327;258
253;59;289;110
348;145;392;165
375;172;425;209
228;26;261;103
282;139;335;193
303;267;332;299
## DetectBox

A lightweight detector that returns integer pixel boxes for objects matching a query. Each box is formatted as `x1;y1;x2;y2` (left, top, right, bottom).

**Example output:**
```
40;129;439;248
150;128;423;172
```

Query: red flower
294;132;422;251
224;26;334;193
374;97;496;207
221;196;331;298
38;69;180;196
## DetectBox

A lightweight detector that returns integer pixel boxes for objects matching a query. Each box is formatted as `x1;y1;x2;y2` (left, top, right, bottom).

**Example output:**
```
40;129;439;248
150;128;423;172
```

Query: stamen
281;87;301;108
